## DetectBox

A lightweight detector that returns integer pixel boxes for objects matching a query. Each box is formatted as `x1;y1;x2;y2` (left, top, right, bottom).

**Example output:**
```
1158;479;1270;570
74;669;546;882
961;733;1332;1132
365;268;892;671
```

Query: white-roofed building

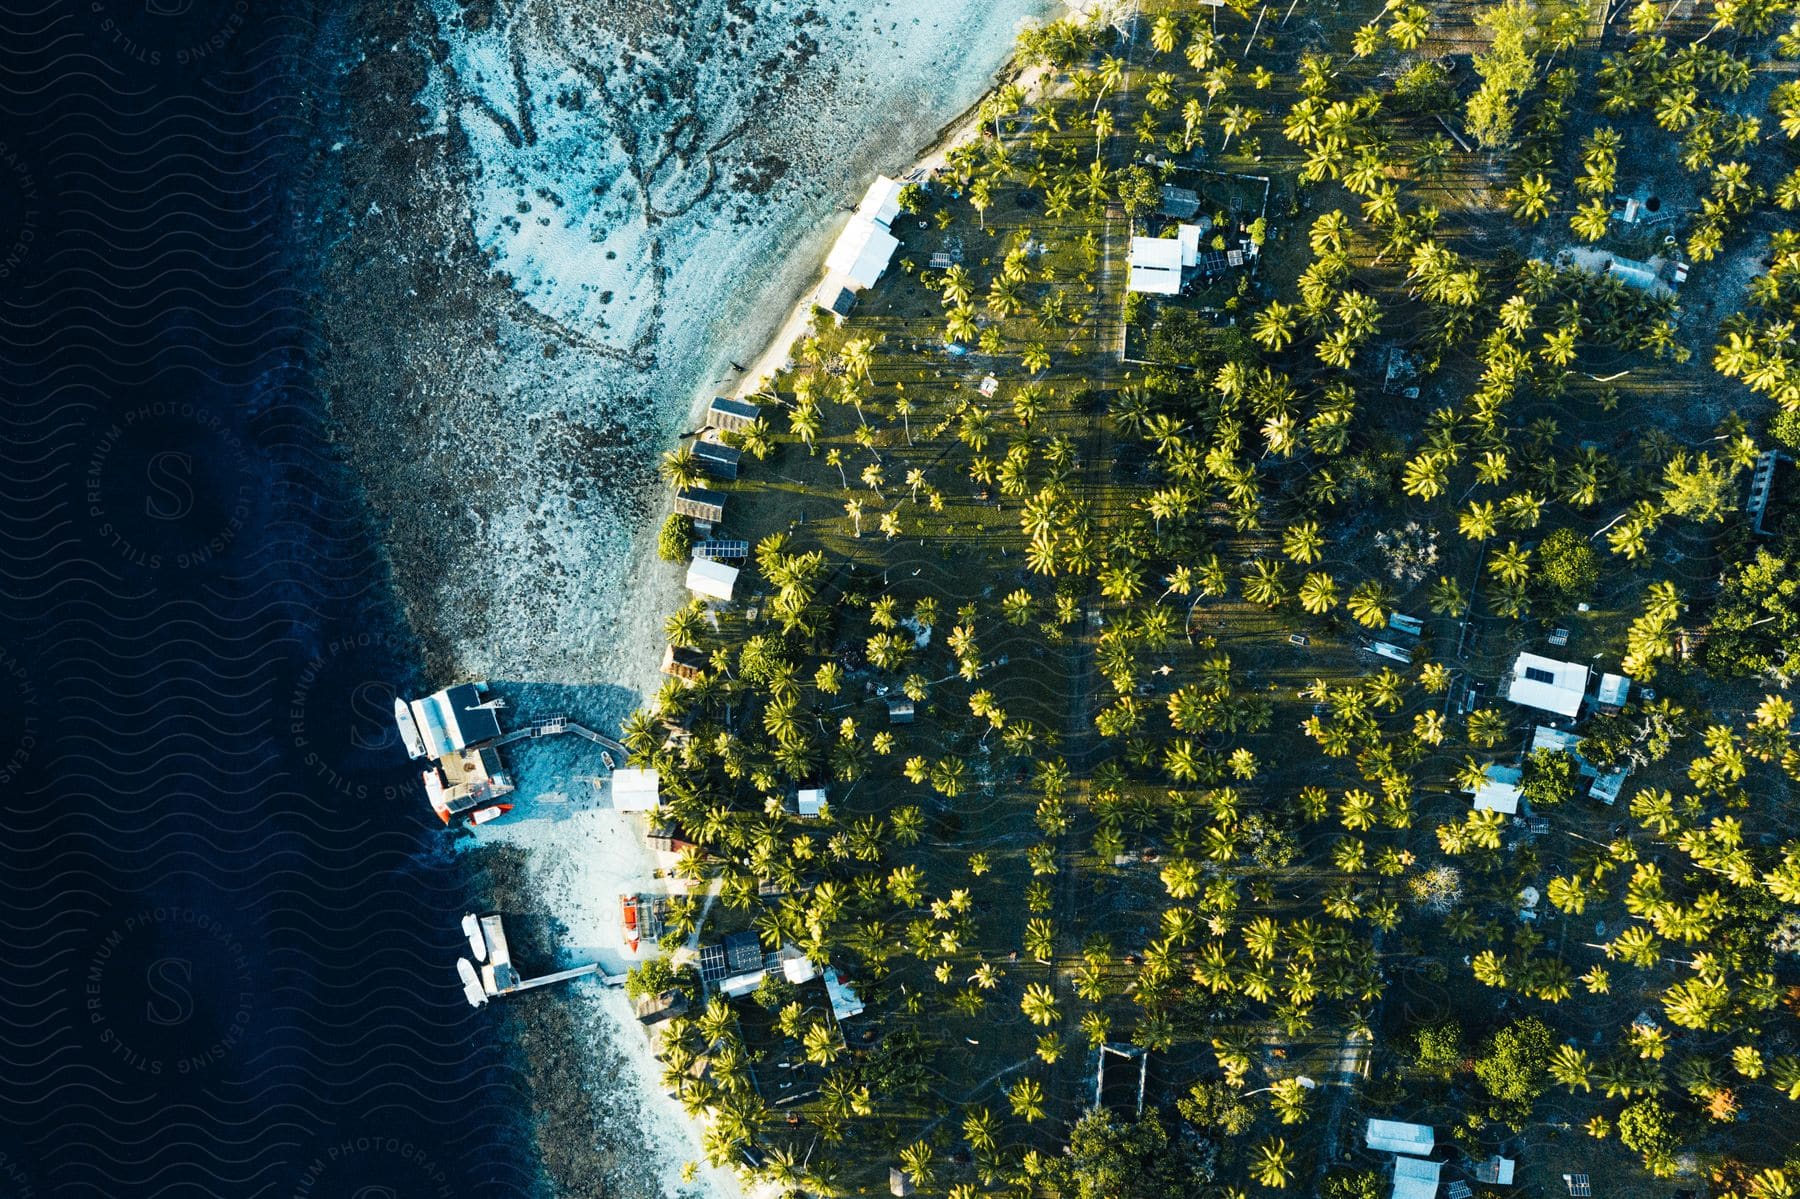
1469;763;1523;814
1391;1155;1442;1199
825;216;900;290
1597;671;1631;710
610;767;661;812
403;682;505;761
1127;236;1184;294
1178;223;1204;267
1506;652;1590;718
1366;1119;1435;1156
854;175;906;229
796;787;827;818
686;557;739;602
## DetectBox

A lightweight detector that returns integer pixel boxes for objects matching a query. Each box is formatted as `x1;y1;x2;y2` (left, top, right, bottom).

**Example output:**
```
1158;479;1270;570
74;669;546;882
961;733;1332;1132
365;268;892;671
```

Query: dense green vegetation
615;0;1800;1194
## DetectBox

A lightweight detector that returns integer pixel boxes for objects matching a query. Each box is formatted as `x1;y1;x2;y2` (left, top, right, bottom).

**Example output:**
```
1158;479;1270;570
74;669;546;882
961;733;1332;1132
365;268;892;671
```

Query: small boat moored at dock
393;696;426;760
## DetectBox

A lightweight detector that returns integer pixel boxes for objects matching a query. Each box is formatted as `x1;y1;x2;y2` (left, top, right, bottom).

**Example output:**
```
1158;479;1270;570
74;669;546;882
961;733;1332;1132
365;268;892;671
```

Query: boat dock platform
458;912;621;1008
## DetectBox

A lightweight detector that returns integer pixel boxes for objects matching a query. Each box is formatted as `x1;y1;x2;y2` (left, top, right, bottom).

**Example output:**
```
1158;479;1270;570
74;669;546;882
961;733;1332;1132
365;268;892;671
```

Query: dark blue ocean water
0;1;537;1194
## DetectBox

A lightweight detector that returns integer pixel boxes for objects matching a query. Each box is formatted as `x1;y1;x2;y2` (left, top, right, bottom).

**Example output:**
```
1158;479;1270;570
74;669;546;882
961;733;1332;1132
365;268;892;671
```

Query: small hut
661;644;709;683
674;486;727;526
692;440;742;481
707;397;760;434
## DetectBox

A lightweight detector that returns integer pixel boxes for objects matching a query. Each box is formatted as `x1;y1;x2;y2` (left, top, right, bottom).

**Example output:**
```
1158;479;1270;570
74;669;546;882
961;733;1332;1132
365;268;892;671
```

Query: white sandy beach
406;1;1062;1194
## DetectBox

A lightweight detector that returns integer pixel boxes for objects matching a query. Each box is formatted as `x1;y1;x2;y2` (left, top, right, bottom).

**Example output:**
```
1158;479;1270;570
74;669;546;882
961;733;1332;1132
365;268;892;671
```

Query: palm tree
1251;1138;1295;1188
824;447;847;488
1572;198;1612;241
1299;572;1339;614
841;336;874;381
1021;982;1059;1025
1022;342;1052;374
1346;580;1393;628
1511;173;1557;223
1489;540;1532;586
1008;1077;1046;1123
1218;105;1258;153
1151;13;1180;53
945;305;979;345
1092;108;1116;161
963;1106;999;1154
1252;300;1297;351
1283;522;1324;564
660;446;702;491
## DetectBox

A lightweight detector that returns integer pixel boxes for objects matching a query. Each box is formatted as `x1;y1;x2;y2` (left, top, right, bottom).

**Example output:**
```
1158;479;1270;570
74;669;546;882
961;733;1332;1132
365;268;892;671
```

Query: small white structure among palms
824;174;905;292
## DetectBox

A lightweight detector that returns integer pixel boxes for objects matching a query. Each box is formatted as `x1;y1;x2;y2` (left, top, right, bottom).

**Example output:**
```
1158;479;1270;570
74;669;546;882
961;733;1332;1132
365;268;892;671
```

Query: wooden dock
492;715;629;758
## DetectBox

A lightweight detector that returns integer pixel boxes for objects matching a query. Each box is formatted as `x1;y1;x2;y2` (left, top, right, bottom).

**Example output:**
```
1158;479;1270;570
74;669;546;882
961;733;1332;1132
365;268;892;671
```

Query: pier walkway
492;715;629;759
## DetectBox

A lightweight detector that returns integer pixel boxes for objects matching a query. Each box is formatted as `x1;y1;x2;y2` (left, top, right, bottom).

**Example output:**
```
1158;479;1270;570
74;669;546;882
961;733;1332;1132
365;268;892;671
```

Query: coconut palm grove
624;0;1800;1194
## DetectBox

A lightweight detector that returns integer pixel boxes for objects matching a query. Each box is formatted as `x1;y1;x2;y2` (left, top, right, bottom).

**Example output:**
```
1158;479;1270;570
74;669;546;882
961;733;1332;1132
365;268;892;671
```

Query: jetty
393;684;632;826
457;912;621;1008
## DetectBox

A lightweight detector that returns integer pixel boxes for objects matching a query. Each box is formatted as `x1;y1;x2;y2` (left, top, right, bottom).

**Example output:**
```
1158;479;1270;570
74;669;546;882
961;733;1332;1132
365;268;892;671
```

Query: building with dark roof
723;929;764;975
707;397;760;434
692;440;741;481
674;487;727;524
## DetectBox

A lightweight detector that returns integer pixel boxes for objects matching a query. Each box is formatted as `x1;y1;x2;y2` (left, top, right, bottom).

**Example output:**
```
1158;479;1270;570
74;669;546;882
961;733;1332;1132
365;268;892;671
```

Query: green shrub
658;513;694;562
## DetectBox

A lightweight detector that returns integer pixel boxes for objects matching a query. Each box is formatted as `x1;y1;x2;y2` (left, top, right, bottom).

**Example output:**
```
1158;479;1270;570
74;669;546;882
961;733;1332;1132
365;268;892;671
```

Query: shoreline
460;18;1067;1194
313;0;1065;1194
729;54;1059;403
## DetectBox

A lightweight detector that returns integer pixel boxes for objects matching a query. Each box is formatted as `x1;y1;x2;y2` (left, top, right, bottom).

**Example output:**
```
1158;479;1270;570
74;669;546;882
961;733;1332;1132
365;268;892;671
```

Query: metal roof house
1390;1155;1443;1199
824;213;899;291
1127;236;1184;295
1158;184;1201;218
692;439;741;481
1506;652;1590;718
795;787;827;818
1532;723;1630;804
1367;1119;1435;1156
609;767;661;812
397;682;505;761
1469;763;1523;815
686;557;739;602
674;487;727;525
693;538;750;561
723;929;764;975
1596;672;1631;711
854;174;906;229
1475;1157;1516;1185
707;396;760;433
886;697;915;724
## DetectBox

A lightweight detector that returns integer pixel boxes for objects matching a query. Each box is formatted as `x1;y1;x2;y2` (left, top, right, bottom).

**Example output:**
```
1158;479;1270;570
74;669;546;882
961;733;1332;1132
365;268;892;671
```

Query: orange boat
621;895;640;952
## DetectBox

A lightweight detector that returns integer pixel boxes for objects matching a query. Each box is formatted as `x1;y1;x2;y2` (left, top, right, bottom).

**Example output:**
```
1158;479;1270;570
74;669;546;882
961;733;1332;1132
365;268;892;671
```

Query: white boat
393;696;427;760
470;804;512;825
457;958;487;1007
461;913;486;961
